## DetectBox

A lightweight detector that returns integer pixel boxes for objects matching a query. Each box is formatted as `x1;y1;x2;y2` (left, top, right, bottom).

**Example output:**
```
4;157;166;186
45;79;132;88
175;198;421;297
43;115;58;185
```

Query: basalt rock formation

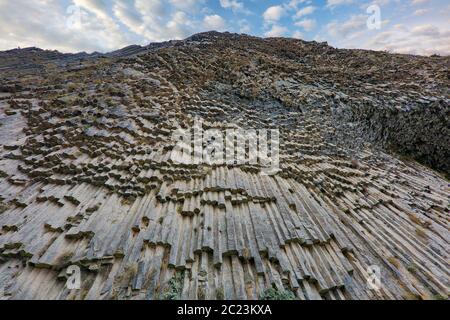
0;32;449;300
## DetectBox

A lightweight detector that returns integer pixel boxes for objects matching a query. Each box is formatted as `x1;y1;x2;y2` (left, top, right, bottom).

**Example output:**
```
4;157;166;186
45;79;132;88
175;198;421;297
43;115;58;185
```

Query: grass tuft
259;286;296;300
161;271;184;300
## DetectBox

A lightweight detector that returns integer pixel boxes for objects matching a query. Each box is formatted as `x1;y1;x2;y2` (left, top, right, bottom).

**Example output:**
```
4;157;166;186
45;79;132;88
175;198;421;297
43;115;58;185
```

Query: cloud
134;0;166;22
413;8;430;16
264;24;288;37
73;0;128;45
292;30;305;39
219;0;247;13
74;0;110;20
113;0;194;42
287;0;309;10
0;0;231;52
169;0;204;11
294;19;316;31
411;24;440;36
0;0;128;52
164;12;195;39
326;15;367;38
113;1;144;35
263;5;285;22
366;23;450;56
411;0;430;5
294;6;316;19
238;19;251;34
203;14;226;30
326;0;354;8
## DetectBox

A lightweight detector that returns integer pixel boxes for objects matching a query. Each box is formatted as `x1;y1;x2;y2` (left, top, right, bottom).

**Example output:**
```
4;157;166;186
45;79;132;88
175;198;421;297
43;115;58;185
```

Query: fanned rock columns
0;32;449;300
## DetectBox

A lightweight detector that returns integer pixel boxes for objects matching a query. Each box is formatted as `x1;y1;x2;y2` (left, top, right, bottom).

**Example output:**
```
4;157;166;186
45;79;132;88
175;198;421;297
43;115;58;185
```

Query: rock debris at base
0;32;449;300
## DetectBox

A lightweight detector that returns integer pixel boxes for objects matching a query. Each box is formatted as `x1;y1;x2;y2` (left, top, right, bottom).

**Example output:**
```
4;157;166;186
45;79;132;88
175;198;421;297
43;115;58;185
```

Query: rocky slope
0;32;448;300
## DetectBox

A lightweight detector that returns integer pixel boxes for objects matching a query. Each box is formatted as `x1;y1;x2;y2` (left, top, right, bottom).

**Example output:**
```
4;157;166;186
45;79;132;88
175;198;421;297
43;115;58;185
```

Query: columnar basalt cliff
0;32;448;300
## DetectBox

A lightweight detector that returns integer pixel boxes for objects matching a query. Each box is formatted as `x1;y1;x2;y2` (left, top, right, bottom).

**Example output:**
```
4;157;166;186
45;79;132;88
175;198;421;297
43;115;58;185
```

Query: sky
0;0;449;56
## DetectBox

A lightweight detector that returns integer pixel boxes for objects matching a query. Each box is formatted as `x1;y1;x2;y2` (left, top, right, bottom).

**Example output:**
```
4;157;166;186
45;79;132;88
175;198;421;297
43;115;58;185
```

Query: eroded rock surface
0;32;448;300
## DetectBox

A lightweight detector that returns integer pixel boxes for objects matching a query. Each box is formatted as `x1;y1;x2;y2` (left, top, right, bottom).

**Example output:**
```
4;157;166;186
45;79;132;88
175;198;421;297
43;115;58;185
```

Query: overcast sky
0;0;448;56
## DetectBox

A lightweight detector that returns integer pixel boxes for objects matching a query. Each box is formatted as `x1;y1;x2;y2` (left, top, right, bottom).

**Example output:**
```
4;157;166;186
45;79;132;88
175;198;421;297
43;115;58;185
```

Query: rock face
0;32;449;300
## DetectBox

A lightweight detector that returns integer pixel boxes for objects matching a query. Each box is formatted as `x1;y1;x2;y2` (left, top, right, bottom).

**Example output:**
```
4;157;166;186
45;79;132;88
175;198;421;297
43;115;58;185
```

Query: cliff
0;32;448;300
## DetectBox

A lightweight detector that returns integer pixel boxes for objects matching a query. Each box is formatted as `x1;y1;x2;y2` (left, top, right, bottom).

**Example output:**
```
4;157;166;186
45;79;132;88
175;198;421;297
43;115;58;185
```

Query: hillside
0;32;448;300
